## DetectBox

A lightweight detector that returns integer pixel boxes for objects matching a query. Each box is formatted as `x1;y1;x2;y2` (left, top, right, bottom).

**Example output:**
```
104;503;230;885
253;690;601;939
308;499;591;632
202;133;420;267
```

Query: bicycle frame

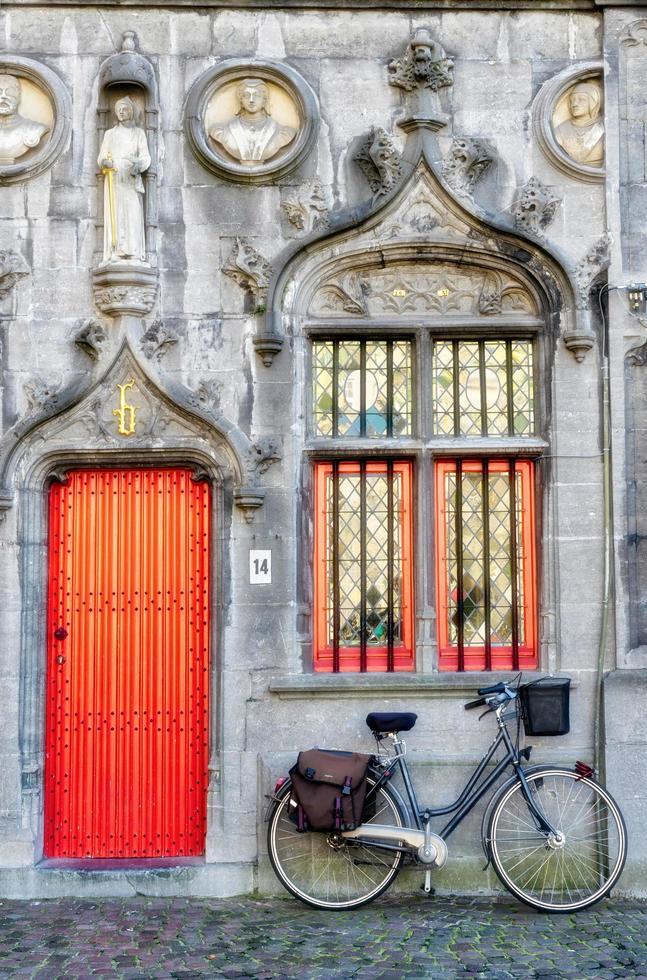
363;706;558;843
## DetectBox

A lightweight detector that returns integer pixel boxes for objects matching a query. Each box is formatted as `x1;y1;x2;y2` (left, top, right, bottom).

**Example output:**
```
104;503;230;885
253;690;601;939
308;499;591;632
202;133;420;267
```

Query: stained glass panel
431;339;534;437
313;339;413;438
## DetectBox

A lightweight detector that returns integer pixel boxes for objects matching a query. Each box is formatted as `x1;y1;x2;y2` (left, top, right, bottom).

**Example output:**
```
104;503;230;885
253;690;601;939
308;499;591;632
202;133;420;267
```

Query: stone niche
0;55;71;184
185;59;318;184
92;32;159;318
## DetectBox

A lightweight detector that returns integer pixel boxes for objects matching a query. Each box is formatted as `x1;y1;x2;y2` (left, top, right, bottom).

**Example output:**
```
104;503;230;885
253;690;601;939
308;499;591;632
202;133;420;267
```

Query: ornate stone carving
234;436;282;522
97;97;151;265
316;272;368;316
140;320;179;359
0;249;29;300
282;179;328;232
442;138;492;197
626;339;647;367
92;264;157;317
188;378;223;416
74;318;107;360
623;19;647;46
388;28;454;94
24;377;62;415
574;235;611;309
185;59;318;184
310;264;536;319
354;127;403;197
533;62;605;184
512;177;559;238
223;238;271;303
0;56;71;185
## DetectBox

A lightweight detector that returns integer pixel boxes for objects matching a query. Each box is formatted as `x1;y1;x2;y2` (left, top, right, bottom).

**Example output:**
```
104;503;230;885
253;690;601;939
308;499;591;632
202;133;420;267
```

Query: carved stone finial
0;250;30;301
574;234;611;309
282;179;329;233
24;376;62;416
388;28;454;94
512;177;560;239
140;320;179;360
121;31;137;52
442;138;493;198
223;238;272;306
355;127;403;197
75;318;108;360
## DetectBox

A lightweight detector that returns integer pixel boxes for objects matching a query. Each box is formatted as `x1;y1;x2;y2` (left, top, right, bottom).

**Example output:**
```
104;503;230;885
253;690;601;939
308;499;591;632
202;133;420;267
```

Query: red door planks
44;469;211;859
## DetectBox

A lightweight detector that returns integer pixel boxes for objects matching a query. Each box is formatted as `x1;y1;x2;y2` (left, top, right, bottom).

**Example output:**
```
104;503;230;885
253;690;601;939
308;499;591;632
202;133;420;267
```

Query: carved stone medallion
185;59;318;183
0;56;71;185
533;62;605;183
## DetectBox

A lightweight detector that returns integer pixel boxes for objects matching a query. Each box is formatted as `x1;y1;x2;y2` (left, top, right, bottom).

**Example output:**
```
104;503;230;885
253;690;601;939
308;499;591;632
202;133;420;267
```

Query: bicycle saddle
366;712;417;734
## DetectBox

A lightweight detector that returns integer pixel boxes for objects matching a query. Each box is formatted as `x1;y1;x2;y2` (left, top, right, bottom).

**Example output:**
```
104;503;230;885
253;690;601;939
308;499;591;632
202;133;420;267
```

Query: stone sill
269;671;565;699
4;1;599;8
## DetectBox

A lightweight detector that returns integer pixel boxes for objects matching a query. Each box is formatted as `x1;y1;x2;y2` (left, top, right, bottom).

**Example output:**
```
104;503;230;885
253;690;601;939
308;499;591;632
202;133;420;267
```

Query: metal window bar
332;343;339;439
481;459;492;671
452;341;461;436
508;458;520;671
505;340;515;436
455;459;465;672
386;341;394;437
332;460;340;673
359;461;367;673
359;341;367;439
478;341;488;436
387;459;395;673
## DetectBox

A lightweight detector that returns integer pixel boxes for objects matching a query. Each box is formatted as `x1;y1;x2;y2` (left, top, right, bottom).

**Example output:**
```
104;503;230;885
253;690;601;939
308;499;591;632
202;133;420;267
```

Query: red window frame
314;460;414;672
435;458;537;672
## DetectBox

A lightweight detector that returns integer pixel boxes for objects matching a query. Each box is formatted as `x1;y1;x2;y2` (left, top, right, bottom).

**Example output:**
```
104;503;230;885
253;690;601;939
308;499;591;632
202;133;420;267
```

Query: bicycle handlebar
477;681;506;696
464;697;487;711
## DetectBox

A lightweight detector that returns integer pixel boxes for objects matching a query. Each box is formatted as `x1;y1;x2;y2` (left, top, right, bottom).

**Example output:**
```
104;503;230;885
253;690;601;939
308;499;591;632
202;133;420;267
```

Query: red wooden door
44;468;211;859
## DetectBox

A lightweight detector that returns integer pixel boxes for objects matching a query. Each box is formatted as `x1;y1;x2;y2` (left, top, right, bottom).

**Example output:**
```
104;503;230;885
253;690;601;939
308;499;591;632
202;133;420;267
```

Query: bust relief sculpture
209;78;296;165
553;81;604;168
97;96;151;264
0;73;49;164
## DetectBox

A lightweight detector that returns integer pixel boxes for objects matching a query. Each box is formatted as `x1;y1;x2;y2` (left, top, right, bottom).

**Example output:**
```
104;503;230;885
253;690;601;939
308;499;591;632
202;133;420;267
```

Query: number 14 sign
249;550;272;584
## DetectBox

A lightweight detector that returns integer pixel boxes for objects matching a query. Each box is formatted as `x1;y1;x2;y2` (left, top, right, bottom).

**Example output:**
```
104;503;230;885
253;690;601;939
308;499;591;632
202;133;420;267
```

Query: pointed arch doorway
44;467;211;860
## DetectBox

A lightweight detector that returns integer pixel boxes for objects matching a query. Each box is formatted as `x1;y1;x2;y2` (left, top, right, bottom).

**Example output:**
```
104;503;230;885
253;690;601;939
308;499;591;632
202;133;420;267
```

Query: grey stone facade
0;0;645;899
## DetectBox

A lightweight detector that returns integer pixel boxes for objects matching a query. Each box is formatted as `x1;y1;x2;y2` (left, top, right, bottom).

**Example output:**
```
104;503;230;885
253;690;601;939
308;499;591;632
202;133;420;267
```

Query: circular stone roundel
185;59;318;183
533;61;605;184
0;56;72;185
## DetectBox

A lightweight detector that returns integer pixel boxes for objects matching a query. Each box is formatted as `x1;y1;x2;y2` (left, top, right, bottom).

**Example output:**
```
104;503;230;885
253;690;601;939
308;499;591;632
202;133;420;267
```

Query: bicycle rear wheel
488;767;626;912
267;774;405;910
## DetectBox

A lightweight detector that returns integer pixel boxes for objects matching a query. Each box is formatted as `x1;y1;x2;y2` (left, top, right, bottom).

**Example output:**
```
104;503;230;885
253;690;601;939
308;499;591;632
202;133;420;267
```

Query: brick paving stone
0;896;645;977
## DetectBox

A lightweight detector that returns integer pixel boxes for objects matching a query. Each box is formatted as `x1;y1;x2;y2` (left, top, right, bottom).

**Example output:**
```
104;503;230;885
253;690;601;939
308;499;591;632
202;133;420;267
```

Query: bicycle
266;680;627;912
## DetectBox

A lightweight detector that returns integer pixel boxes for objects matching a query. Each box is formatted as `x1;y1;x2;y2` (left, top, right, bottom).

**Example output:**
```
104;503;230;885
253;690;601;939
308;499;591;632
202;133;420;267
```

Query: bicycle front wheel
267;774;405;910
488;768;626;912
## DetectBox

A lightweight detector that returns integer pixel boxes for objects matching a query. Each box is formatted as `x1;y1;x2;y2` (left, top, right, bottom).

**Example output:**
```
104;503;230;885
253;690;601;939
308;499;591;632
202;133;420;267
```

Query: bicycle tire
487;767;627;912
267;773;405;910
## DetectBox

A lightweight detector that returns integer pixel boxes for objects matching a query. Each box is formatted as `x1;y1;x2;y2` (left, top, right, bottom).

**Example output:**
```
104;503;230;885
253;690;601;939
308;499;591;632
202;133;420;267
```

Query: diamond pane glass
313;339;413;438
325;470;403;648
431;339;534;437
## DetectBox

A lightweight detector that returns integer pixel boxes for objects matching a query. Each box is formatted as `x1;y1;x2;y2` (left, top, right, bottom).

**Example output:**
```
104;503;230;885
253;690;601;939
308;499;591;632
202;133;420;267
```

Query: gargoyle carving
574;235;611;309
282;179;329;233
512;177;560;239
74;318;108;361
0;250;30;300
223;238;272;303
388;27;454;94
140;320;179;360
442;138;493;197
24;376;62;415
354;127;403;197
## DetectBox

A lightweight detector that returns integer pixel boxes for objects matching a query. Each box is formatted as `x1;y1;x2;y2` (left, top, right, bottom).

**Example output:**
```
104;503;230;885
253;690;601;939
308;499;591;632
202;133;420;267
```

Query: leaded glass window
435;459;537;671
314;461;414;672
313;339;413;438
432;339;534;437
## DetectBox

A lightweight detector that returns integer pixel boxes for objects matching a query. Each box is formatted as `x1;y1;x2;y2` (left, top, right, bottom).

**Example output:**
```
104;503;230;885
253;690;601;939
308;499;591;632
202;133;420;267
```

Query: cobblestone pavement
0;895;646;979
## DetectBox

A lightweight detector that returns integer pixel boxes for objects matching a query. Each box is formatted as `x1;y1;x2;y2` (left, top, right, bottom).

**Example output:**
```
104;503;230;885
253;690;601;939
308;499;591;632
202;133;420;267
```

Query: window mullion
360;460;367;673
387;460;394;673
332;461;340;673
386;340;394;438
359;341;366;438
482;459;492;671
455;459;465;672
332;341;339;439
508;458;520;671
479;340;488;436
506;340;514;436
452;341;461;436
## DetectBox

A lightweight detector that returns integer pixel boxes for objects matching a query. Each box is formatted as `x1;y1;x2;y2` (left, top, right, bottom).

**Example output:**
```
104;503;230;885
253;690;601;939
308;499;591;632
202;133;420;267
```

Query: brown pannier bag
289;749;372;833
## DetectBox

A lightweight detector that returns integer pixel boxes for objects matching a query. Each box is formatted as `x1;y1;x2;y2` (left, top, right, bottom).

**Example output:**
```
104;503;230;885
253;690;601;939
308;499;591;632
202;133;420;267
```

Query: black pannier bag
289;749;372;832
519;677;571;736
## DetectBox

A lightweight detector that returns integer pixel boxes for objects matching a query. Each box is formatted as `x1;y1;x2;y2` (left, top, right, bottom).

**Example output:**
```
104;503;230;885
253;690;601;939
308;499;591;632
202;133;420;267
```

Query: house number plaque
249;550;272;584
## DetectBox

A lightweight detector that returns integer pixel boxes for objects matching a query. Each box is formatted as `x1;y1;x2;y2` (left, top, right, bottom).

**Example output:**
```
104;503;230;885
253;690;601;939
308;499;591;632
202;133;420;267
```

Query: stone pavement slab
0;896;645;979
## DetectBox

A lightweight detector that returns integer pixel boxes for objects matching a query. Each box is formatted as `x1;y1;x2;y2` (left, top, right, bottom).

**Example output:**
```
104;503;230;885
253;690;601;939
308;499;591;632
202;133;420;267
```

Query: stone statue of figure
97;96;151;263
554;81;604;168
209;78;296;165
0;74;49;165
